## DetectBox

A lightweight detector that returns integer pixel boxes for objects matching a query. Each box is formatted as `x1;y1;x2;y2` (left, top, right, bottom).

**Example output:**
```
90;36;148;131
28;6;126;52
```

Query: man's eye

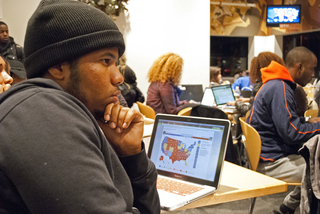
103;59;110;64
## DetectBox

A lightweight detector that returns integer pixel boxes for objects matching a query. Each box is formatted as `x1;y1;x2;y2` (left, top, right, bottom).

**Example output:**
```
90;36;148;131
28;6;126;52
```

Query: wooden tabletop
166;161;287;211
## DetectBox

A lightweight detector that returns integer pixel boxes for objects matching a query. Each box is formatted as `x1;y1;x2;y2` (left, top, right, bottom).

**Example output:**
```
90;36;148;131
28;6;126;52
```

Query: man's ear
47;64;64;80
293;62;303;77
47;63;70;80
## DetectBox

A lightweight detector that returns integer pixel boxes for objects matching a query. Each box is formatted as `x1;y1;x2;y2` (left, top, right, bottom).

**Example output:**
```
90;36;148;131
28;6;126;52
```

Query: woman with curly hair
227;52;285;116
146;53;191;114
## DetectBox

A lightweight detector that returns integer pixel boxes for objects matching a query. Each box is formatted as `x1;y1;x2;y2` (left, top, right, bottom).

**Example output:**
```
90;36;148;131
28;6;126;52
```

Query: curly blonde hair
147;53;184;85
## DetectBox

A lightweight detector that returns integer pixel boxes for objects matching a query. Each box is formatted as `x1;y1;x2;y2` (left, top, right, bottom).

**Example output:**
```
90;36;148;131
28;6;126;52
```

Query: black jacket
0;37;25;62
0;78;160;214
118;65;144;107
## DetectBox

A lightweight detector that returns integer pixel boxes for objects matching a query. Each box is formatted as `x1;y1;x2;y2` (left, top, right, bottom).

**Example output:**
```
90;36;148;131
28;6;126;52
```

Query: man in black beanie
0;0;160;213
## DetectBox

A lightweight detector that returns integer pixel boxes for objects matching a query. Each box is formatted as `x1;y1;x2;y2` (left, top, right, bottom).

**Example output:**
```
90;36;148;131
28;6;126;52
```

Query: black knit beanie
24;0;125;79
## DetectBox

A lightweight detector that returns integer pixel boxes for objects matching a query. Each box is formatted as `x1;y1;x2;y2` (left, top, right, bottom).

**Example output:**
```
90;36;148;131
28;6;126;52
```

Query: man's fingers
117;108;128;128
4;84;10;91
104;103;115;122
122;109;143;128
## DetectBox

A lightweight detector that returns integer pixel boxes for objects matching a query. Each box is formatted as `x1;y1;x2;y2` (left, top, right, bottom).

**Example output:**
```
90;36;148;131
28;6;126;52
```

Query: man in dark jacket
0;0;160;213
248;46;320;214
0;21;24;62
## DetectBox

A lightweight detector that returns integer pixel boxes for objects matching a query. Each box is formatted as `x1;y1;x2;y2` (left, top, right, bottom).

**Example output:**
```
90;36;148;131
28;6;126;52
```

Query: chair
241;90;252;98
239;117;301;214
304;109;318;118
136;102;155;119
239;117;261;171
177;107;192;116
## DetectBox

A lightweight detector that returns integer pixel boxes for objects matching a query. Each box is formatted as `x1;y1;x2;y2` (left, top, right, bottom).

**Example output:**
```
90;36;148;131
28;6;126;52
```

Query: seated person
146;53;193;114
0;55;12;92
227;52;284;116
248;47;320;214
313;79;320;116
117;63;145;107
6;58;27;85
233;69;247;83
231;74;253;90
209;66;229;86
0;1;160;213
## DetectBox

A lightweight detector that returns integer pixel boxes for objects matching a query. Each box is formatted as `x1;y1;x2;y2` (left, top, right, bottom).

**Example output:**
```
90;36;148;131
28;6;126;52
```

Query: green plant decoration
78;0;129;20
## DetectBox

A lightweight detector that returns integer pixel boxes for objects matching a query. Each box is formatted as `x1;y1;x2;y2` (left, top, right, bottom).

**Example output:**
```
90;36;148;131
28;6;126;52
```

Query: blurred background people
209;66;230;86
0;55;12;93
233;69;247;83
118;64;145;107
231;71;253;91
147;52;192;114
6;58;26;85
227;52;285;116
0;21;24;62
116;55;145;108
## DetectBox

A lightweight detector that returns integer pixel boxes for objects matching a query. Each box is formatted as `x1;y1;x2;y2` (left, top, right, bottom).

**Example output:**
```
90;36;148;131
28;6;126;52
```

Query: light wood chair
239;117;301;213
239;117;261;172
304;109;318;118
136;102;155;120
177;107;192;116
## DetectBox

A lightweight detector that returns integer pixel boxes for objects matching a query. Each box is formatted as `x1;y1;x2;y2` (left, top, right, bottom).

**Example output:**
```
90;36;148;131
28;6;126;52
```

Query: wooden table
143;122;287;213
165;161;287;212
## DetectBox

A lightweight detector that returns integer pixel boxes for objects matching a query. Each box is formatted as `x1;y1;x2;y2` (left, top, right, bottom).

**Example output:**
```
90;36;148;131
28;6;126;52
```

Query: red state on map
163;137;191;164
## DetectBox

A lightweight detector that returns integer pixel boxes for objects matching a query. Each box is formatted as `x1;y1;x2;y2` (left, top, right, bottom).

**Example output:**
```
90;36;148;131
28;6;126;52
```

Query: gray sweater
0;78;160;213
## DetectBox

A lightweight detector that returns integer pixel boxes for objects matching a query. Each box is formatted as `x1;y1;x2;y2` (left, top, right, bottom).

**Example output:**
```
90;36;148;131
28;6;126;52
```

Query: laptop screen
148;114;230;186
178;84;203;102
211;84;235;105
201;87;215;107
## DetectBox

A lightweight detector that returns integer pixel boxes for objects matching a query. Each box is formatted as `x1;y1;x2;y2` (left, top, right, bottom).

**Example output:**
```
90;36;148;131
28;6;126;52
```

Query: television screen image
266;5;301;27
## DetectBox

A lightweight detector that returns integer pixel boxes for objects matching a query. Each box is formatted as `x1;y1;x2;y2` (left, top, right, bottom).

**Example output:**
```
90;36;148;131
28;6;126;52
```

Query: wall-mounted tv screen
266;5;301;27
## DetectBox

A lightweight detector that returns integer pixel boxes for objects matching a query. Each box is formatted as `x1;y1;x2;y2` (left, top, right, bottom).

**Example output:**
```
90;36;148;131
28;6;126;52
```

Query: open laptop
211;84;237;113
148;114;230;211
178;84;203;102
200;87;216;107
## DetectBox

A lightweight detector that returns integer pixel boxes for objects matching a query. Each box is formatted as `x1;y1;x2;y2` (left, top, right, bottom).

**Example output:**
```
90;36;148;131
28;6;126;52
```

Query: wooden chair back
177;107;192;116
239;117;301;186
239;117;261;171
136;102;155;119
304;109;318;118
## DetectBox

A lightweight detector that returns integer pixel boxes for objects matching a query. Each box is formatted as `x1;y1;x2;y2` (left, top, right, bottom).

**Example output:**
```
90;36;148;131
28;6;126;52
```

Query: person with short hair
0;0;160;213
231;74;253;90
248;46;320;214
0;21;25;62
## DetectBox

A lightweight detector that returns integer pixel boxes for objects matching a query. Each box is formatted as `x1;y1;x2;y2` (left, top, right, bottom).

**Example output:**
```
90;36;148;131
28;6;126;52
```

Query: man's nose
1;71;13;85
111;66;124;86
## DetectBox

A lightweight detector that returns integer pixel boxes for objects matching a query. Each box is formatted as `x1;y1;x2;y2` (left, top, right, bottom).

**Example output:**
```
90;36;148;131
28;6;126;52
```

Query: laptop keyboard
157;176;205;196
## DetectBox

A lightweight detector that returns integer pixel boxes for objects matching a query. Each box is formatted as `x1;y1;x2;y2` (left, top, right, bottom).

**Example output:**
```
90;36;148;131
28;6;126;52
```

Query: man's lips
113;90;121;97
